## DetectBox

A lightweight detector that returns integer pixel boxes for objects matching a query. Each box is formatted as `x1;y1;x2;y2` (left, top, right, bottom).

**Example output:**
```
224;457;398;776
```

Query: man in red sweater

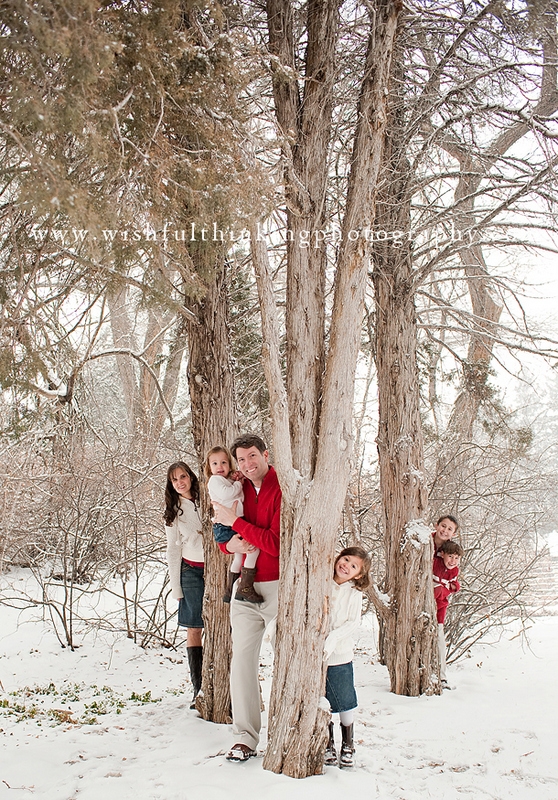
212;434;281;762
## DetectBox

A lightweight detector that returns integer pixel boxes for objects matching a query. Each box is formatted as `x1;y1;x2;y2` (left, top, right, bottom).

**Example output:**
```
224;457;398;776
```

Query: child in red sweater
433;539;463;689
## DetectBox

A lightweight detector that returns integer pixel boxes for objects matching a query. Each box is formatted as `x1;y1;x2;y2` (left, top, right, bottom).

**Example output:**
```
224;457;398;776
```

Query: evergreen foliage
0;0;266;401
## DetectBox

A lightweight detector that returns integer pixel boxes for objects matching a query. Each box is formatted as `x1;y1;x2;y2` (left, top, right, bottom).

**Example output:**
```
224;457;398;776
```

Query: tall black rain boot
187;646;203;709
324;722;338;766
339;723;355;768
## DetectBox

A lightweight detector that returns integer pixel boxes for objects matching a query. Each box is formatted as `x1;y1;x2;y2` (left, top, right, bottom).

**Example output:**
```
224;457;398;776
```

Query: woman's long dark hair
164;461;200;526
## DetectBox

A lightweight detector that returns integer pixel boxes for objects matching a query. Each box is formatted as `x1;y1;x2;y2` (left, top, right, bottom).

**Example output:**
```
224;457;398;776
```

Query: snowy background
1;564;557;800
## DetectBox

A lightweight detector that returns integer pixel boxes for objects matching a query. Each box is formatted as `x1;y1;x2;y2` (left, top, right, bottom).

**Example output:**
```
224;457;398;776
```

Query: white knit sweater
324;580;363;667
207;474;244;516
165;498;204;600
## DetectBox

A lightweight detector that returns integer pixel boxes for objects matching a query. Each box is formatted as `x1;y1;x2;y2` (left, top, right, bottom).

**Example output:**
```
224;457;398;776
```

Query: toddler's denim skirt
326;661;357;713
213;522;235;544
178;561;204;628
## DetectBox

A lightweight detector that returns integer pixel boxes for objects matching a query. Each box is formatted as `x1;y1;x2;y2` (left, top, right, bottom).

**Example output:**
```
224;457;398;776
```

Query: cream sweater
207;474;244;516
165;498;204;600
324;580;363;667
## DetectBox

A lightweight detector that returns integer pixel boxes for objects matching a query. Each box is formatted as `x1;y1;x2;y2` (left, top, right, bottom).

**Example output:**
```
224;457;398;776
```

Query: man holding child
212;434;281;762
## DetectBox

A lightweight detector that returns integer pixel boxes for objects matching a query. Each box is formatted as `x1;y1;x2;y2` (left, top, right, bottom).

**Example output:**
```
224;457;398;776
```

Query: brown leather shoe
226;743;256;762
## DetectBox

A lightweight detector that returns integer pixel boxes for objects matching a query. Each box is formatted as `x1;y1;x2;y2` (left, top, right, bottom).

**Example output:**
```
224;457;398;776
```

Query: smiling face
209;450;232;478
442;551;461;570
434;517;457;547
171;467;192;499
334;554;364;585
234;445;269;488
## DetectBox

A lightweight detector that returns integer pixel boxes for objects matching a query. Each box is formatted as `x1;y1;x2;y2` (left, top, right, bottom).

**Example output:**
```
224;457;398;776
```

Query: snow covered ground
1;571;557;800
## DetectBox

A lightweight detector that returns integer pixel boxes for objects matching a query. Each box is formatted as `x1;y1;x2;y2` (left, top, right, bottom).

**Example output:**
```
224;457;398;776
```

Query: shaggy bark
257;0;402;777
186;259;238;724
266;0;338;474
372;67;439;694
373;248;438;692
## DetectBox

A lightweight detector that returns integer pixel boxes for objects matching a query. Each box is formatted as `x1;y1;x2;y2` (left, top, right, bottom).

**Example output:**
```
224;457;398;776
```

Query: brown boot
223;570;240;603
235;567;263;603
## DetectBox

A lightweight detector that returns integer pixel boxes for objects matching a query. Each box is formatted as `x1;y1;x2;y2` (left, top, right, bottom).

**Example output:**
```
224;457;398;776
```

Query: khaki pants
438;623;447;682
229;580;278;750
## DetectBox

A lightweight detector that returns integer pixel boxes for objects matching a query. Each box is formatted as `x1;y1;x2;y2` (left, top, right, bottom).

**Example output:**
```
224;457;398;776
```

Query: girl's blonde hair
334;546;371;591
204;446;234;481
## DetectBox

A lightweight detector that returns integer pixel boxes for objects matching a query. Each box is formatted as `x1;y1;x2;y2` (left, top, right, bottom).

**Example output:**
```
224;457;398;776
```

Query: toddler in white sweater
205;446;262;604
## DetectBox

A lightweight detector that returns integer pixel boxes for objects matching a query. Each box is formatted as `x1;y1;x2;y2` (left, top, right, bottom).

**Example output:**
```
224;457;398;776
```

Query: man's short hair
440;540;463;557
231;434;267;459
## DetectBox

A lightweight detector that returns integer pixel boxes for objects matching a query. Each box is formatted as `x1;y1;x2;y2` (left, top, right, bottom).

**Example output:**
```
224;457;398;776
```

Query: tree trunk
258;0;402;776
149;316;187;452
186;258;237;724
106;280;187;464
266;0;338;474
107;286;141;442
374;259;438;693
372;74;439;695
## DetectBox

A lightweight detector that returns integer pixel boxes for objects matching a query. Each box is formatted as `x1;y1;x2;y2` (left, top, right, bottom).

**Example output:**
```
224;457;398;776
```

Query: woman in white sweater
164;461;204;708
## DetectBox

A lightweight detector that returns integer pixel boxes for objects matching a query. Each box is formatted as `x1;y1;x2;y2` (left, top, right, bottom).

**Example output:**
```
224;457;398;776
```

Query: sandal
226;743;257;762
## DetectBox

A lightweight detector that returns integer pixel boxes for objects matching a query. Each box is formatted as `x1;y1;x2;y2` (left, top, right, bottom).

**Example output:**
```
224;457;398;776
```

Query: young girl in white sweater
324;546;371;769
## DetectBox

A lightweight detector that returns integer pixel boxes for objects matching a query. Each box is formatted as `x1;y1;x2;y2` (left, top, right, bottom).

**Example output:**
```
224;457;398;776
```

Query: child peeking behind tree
433;539;463;689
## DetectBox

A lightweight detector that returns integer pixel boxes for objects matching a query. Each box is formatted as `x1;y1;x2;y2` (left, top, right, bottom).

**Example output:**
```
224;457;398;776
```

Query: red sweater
433;554;460;624
219;466;281;582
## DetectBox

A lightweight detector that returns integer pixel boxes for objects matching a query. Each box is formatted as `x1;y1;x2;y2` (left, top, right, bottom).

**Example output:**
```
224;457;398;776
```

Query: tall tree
185;252;238;723
361;0;558;683
0;0;261;721
249;0;402;778
371;54;439;693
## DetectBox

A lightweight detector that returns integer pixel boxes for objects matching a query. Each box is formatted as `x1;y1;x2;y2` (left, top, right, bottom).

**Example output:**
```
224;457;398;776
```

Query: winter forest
1;0;558;795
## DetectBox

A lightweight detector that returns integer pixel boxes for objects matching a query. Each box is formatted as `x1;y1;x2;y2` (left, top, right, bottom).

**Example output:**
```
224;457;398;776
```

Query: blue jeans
213;522;235;544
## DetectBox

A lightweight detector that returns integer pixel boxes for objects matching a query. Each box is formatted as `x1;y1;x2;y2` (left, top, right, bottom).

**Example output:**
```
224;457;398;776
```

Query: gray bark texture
258;0;402;777
186;259;238;724
372;74;439;695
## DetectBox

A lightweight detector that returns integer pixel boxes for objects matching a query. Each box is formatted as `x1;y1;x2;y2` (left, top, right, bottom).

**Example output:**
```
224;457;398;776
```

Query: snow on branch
401;519;432;552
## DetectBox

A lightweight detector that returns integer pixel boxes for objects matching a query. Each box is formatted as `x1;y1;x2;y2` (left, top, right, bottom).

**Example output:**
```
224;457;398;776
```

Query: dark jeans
213;522;235;544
